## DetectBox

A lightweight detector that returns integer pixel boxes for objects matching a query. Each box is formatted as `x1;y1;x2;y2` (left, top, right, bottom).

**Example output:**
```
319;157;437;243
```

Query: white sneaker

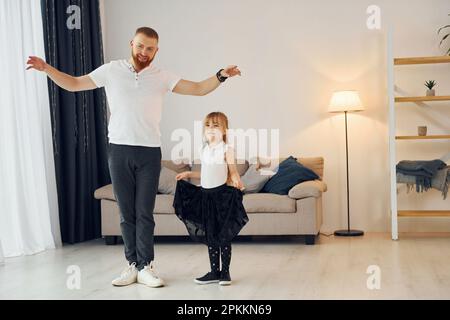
137;261;165;288
111;262;138;286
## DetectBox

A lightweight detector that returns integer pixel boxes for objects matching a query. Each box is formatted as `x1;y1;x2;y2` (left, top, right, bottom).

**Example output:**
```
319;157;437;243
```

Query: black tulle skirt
173;179;249;246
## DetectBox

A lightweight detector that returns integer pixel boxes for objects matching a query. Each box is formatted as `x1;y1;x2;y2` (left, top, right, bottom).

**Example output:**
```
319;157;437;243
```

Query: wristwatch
216;69;228;82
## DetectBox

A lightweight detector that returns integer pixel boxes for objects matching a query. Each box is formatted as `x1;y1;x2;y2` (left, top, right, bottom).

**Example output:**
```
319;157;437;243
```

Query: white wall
101;0;450;233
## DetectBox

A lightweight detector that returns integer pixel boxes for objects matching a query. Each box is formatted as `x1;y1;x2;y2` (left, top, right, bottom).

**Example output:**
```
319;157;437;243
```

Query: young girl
173;112;248;286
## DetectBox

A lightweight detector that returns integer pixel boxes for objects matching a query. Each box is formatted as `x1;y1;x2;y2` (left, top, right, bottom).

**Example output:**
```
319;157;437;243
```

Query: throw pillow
261;156;319;195
158;166;178;195
241;164;274;194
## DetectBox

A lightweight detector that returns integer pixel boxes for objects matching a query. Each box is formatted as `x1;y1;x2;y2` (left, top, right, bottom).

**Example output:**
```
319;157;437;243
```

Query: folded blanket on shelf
396;165;450;199
396;159;447;193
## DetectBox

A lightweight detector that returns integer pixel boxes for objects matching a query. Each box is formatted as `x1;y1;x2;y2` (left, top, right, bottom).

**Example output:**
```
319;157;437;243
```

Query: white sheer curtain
0;240;4;265
0;0;61;258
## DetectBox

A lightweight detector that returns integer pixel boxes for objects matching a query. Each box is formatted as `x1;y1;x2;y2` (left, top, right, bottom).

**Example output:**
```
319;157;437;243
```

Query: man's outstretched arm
26;56;97;92
172;65;241;96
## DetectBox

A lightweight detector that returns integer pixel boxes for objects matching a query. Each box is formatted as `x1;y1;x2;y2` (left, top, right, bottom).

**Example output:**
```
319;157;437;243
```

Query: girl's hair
203;112;229;143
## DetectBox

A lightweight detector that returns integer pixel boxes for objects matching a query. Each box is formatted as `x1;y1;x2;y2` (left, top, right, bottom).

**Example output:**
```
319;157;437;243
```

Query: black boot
195;245;220;285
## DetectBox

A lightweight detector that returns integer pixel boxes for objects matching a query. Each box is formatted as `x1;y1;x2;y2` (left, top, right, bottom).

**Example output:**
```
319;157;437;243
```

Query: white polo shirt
88;60;181;147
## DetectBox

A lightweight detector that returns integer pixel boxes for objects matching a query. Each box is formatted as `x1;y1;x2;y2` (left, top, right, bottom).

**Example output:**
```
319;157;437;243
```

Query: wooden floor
1;233;450;300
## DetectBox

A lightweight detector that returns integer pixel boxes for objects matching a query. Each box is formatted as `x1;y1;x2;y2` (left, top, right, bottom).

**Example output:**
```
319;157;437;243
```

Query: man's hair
135;27;159;41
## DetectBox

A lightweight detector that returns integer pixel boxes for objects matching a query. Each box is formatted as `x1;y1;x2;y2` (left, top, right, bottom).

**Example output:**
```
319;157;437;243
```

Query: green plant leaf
424;80;437;89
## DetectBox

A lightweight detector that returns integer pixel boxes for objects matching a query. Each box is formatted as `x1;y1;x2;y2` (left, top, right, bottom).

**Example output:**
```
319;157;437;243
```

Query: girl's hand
230;173;244;191
26;56;47;72
176;171;191;181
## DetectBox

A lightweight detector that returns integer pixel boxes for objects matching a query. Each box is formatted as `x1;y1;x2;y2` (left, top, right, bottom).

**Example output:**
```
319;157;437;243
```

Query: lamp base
334;229;364;237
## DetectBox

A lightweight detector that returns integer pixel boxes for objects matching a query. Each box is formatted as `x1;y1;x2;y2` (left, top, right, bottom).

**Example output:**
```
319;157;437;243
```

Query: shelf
394;56;450;65
396;135;450;140
395;96;450;102
388;45;450;239
398;210;450;217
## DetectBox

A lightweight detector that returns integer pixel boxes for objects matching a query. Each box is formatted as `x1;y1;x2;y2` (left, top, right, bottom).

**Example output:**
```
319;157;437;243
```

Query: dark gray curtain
41;0;110;243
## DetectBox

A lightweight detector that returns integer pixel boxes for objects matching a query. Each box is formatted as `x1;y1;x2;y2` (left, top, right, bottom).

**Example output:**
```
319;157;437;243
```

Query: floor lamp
329;90;365;237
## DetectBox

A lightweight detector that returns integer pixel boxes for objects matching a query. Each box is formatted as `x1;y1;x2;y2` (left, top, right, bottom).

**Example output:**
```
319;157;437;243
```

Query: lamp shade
328;90;364;113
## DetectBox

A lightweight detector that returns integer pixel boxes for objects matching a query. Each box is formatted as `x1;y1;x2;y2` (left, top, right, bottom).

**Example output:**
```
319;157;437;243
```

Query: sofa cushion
261;156;319;195
94;184;115;201
94;186;176;214
158;167;178;195
94;185;298;214
161;159;191;173
288;180;328;199
242;193;296;213
154;194;176;214
94;159;190;199
94;168;179;200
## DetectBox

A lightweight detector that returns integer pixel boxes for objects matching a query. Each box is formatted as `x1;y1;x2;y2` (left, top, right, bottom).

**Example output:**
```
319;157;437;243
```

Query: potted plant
425;80;436;96
438;13;450;55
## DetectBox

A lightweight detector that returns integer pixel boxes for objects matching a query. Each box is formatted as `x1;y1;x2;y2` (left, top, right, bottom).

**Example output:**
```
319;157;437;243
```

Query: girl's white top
200;141;229;189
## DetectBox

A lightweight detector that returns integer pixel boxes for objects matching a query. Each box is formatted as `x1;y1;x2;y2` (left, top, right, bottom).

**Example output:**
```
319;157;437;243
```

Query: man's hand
221;65;241;78
26;56;47;72
172;64;242;96
25;55;97;92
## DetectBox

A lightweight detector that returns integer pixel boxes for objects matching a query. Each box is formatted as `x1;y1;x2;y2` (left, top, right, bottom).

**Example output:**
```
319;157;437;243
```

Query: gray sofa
94;157;327;245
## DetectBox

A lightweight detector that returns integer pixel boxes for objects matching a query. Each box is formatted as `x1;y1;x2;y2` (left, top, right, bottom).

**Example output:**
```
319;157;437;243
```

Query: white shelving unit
387;31;450;240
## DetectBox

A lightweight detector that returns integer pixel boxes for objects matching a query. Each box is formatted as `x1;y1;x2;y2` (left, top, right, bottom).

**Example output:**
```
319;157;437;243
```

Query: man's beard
131;50;153;70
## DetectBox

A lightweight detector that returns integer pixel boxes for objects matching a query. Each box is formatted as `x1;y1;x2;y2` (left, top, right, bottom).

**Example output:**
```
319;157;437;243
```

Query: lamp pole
345;111;350;232
334;110;364;237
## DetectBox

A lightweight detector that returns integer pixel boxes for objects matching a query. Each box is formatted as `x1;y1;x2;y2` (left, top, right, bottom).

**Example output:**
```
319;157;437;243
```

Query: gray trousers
107;143;161;270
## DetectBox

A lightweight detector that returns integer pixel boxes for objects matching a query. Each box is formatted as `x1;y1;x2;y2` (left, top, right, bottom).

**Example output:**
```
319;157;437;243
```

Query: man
27;27;241;288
